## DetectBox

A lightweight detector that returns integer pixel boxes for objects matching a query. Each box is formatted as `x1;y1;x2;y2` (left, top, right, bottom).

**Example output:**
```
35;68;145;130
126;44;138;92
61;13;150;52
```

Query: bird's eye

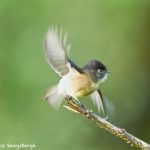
97;69;102;73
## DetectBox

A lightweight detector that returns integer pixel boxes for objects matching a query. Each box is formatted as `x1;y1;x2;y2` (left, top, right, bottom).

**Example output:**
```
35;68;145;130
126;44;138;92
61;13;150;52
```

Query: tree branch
64;97;150;150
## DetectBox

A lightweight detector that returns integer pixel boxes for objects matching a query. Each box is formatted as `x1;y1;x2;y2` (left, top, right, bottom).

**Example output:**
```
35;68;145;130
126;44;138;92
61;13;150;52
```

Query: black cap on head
83;60;108;82
83;60;107;71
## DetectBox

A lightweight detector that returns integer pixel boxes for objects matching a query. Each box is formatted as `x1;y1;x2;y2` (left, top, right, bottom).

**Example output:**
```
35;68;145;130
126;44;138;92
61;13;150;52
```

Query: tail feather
44;85;64;109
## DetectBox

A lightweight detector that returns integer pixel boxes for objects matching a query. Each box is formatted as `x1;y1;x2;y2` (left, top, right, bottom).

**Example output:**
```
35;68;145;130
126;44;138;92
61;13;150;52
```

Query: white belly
58;70;77;97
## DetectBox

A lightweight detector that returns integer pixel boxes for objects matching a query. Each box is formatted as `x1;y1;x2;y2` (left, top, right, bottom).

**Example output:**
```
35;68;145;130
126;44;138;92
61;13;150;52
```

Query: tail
44;85;64;109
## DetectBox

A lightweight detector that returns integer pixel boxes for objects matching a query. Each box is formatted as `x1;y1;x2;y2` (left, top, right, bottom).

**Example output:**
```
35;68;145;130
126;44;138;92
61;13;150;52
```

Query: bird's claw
65;95;84;108
66;95;73;100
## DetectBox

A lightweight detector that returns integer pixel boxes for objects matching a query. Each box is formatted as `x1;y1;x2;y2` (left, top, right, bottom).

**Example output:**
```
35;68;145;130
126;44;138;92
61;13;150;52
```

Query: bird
44;27;109;115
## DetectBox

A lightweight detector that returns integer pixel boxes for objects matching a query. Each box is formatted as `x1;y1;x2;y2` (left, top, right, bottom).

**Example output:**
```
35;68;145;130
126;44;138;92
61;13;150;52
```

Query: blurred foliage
0;0;150;150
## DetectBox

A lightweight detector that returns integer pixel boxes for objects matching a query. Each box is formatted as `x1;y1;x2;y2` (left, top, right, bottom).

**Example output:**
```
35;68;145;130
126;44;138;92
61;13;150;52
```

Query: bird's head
83;60;110;84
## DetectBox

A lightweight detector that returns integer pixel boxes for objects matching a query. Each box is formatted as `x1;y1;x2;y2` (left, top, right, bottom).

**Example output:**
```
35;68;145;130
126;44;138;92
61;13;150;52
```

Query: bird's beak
103;70;110;80
107;70;111;75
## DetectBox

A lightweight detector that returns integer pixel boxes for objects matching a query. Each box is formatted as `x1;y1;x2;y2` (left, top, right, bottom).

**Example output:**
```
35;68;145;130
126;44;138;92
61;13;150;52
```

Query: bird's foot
65;95;73;101
103;115;108;120
65;95;84;108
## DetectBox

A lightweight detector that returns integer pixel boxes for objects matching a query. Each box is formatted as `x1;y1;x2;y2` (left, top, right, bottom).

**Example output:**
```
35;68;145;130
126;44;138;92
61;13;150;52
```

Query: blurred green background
0;0;150;150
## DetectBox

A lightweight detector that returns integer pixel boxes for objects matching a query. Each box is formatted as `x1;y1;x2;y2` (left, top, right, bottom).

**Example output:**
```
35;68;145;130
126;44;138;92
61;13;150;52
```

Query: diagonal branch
64;97;150;150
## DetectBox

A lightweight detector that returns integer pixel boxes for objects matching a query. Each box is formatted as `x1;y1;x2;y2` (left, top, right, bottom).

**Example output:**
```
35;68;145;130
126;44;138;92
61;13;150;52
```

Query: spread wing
44;27;71;77
89;89;106;115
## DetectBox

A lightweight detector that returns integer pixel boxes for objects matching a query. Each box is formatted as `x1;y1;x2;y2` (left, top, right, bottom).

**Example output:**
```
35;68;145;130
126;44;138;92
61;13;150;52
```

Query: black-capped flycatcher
44;27;109;114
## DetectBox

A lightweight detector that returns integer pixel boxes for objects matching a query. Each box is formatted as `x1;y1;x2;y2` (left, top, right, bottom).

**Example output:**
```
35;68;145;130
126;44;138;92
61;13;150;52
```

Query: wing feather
89;90;106;115
44;27;70;76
